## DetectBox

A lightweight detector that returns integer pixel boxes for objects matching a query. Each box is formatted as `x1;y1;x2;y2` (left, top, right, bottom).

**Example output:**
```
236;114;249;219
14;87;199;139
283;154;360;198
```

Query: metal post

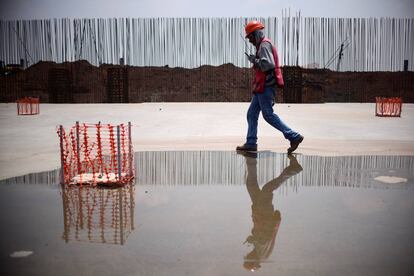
117;125;122;182
128;122;133;176
59;125;65;184
76;121;81;176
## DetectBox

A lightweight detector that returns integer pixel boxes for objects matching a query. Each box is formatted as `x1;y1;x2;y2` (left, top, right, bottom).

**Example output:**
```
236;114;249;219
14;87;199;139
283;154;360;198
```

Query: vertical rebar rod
128;122;133;177
117;125;122;182
1;17;414;71
76;121;81;176
59;125;65;184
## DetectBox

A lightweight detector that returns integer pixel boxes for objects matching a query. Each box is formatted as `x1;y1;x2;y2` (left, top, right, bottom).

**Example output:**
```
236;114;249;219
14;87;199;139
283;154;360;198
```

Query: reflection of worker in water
242;154;303;272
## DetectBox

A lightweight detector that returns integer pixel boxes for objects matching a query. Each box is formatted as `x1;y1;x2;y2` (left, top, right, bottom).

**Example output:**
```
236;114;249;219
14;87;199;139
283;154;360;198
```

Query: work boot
236;143;257;152
287;135;304;155
236;150;258;159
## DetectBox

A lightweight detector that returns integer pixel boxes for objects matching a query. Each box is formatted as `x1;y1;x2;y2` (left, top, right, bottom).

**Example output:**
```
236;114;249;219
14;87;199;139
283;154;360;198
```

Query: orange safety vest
252;37;284;93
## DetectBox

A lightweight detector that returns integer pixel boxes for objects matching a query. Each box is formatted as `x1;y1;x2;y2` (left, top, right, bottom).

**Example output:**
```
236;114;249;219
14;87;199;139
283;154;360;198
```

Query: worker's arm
253;42;275;72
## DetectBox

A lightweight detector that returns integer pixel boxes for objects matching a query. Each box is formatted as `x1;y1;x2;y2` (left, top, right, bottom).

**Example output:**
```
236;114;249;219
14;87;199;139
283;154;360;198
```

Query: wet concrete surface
0;151;413;276
1;103;414;181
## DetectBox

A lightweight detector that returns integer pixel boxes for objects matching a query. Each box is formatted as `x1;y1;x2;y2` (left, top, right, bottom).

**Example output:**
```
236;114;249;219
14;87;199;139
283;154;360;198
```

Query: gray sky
0;0;413;19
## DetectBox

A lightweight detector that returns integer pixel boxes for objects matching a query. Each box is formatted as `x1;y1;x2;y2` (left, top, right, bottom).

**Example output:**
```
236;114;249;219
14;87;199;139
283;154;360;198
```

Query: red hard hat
245;21;264;37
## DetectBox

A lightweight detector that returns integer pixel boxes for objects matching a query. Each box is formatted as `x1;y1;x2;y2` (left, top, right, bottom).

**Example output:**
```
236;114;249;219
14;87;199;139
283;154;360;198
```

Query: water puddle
9;251;33;258
0;151;413;275
374;175;408;184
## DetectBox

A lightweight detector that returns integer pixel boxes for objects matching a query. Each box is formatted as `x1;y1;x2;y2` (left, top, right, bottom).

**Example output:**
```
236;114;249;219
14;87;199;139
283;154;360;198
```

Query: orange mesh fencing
61;183;135;245
16;97;40;115
57;122;134;186
375;97;402;117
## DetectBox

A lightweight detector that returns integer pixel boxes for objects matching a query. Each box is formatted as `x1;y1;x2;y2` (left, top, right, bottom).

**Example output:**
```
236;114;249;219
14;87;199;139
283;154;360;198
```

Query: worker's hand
246;54;256;64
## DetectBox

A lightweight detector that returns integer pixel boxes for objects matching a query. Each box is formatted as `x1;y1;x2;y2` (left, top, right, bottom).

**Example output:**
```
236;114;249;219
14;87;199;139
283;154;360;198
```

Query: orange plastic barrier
57;122;134;186
375;97;402;117
16;97;40;115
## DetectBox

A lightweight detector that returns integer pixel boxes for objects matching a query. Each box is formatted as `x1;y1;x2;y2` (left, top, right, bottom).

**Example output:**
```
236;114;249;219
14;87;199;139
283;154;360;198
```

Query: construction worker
236;21;304;154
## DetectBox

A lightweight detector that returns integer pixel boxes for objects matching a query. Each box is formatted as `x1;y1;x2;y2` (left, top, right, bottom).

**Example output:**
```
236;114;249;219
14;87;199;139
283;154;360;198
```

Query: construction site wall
1;61;413;103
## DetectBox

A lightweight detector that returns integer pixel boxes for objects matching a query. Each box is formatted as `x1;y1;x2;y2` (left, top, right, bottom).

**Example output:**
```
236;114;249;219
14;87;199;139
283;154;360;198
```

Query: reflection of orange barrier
61;183;135;245
16;97;40;115
57;122;134;186
375;97;402;117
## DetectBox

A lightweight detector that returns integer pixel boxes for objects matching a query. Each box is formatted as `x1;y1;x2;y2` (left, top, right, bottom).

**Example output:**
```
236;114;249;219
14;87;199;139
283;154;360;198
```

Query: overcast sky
0;0;413;20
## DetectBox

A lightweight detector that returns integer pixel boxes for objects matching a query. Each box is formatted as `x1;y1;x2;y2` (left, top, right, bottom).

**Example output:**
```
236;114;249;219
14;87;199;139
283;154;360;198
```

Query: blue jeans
246;86;300;146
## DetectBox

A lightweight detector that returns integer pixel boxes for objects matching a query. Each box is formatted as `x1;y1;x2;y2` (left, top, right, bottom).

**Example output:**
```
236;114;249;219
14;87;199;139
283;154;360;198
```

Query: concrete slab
0;103;413;180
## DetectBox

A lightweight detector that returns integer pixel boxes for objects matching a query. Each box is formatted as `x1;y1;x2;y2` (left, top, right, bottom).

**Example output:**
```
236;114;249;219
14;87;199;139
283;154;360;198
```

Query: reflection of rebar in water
61;183;135;245
135;151;413;192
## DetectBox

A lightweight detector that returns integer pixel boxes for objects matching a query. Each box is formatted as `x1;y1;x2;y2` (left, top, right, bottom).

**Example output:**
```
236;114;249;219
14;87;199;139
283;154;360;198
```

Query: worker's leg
246;94;261;146
258;87;301;141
